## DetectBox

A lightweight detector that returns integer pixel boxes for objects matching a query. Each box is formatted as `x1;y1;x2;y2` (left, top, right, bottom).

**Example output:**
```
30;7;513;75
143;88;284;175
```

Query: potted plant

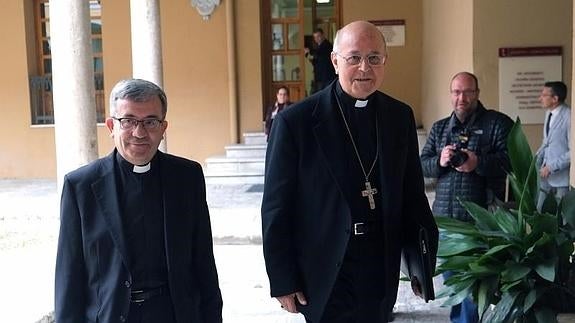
435;119;575;322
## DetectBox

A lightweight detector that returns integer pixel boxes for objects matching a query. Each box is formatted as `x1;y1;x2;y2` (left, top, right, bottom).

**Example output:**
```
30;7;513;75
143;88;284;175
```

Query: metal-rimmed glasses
112;117;164;130
334;52;386;66
450;89;478;97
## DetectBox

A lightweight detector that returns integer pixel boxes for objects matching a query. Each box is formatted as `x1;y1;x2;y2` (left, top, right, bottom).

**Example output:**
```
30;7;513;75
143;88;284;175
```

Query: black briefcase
400;225;435;302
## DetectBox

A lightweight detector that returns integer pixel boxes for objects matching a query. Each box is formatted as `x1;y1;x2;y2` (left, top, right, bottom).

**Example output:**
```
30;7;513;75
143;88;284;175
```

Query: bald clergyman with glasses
55;79;222;323
262;20;438;323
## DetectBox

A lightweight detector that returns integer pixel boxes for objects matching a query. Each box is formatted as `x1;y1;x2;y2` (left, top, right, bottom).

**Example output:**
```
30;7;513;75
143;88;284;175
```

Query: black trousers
127;293;176;323
307;235;391;323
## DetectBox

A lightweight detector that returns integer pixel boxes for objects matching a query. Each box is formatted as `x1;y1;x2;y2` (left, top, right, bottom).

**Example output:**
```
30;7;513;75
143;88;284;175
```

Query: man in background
305;28;336;93
420;72;513;323
536;81;571;211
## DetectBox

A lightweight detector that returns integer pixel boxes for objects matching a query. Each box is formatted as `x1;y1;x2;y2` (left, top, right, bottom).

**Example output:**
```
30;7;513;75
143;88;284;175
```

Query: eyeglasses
450;89;477;97
334;52;386;66
112;117;164;130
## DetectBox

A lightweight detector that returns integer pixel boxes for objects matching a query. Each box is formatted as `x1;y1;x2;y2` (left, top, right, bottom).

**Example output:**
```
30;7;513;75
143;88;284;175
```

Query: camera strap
446;110;478;145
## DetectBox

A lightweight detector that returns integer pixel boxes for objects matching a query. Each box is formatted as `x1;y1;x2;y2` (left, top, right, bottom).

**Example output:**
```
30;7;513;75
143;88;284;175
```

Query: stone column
50;0;98;189
226;0;239;143
130;0;167;151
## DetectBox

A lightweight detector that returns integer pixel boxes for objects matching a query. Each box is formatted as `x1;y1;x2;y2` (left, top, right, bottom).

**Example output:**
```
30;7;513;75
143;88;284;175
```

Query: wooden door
261;0;340;121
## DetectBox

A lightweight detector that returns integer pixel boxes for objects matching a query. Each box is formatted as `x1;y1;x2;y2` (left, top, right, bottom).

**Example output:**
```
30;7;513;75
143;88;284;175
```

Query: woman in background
265;86;292;138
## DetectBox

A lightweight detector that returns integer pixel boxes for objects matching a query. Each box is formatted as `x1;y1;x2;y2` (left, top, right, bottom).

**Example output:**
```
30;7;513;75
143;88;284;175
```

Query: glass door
261;0;339;120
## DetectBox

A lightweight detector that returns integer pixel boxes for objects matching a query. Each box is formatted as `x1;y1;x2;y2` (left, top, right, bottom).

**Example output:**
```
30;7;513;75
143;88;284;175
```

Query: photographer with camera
420;72;513;323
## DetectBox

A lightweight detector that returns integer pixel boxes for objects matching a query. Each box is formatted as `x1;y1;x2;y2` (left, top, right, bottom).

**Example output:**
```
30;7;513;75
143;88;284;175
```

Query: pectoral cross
361;181;378;210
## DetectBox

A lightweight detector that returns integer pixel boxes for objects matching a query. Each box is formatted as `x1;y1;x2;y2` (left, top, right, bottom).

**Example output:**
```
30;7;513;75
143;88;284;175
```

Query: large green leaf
441;280;475;307
526;233;555;261
434;216;481;236
461;200;499;231
436;255;477;272
438;237;485;257
501;279;523;292
534;257;557;282
477;277;499;319
469;262;500;276
492;207;521;237
483;244;514;257
523;289;537;313
488;291;520;323
435;284;454;299
507;158;538;215
507;118;537;207
527;213;559;236
502;263;531;282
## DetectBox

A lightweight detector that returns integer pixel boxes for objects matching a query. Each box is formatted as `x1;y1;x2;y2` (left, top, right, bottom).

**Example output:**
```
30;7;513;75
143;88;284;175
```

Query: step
204;173;264;185
205;156;265;173
243;132;267;145
225;144;267;158
417;128;427;155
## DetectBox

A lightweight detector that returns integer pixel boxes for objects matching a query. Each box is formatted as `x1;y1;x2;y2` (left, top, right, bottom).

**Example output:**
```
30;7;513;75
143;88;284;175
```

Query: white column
50;0;98;189
226;0;239;143
130;0;166;151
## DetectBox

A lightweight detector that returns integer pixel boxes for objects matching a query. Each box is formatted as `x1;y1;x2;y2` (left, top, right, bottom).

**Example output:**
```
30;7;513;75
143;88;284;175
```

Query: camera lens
449;150;468;167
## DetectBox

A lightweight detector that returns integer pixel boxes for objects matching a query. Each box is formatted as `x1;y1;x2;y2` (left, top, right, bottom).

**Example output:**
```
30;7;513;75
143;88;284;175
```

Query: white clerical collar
355;99;369;108
133;162;151;173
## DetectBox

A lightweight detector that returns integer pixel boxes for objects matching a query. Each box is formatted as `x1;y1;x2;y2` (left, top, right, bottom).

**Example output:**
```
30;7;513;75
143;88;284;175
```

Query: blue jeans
442;271;478;323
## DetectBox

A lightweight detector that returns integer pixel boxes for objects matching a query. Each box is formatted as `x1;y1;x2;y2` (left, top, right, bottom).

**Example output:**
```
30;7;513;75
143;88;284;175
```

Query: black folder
400;225;435;302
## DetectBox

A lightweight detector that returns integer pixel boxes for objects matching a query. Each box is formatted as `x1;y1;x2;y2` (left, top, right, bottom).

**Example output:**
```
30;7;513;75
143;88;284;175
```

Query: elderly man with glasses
55;79;222;323
262;20;438;323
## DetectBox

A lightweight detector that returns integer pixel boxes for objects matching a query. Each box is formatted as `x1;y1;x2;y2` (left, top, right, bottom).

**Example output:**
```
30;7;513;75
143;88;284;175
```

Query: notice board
498;46;562;124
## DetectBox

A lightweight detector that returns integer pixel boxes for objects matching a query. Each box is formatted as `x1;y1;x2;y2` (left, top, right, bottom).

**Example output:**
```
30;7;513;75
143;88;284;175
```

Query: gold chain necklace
334;93;379;210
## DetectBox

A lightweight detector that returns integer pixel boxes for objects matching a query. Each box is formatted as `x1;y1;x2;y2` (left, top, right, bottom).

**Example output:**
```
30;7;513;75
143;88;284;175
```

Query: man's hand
540;165;551;179
439;145;455;167
411;277;423;298
276;291;307;313
455;149;478;173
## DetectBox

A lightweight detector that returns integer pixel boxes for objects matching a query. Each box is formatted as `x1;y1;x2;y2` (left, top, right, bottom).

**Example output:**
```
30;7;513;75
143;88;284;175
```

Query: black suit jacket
55;151;222;323
310;40;336;82
261;82;438;321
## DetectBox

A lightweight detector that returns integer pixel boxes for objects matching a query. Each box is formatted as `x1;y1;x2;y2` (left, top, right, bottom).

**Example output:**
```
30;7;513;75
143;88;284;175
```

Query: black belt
130;285;167;303
353;222;381;236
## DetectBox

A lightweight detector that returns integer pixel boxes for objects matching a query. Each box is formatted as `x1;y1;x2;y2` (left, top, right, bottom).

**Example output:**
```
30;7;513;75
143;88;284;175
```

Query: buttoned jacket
55;151;222;323
261;82;438;322
537;104;571;187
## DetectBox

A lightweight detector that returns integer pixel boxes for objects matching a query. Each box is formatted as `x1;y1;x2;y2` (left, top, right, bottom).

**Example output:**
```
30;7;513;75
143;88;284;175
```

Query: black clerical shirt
334;82;381;221
115;152;168;290
333;82;386;299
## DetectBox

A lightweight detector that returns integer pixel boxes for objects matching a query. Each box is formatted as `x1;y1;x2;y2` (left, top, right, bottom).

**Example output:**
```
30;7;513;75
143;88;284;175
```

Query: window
30;0;105;125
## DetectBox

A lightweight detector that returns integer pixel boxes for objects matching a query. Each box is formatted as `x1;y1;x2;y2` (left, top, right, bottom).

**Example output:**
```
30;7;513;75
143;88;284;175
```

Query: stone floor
0;179;449;323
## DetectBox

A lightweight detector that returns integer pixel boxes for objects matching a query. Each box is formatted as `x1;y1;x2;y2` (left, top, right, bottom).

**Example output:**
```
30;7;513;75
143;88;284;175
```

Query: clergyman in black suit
55;79;222;323
262;21;438;323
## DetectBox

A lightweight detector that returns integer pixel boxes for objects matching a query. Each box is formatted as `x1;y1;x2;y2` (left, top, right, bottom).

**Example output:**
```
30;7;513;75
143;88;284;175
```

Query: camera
449;131;470;167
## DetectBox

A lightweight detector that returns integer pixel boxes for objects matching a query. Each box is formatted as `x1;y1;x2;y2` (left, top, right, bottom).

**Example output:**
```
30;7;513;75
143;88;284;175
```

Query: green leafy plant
435;119;575;322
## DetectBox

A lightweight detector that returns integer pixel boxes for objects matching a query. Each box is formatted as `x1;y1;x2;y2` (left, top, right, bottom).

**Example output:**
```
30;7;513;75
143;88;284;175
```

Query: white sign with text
498;47;562;124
